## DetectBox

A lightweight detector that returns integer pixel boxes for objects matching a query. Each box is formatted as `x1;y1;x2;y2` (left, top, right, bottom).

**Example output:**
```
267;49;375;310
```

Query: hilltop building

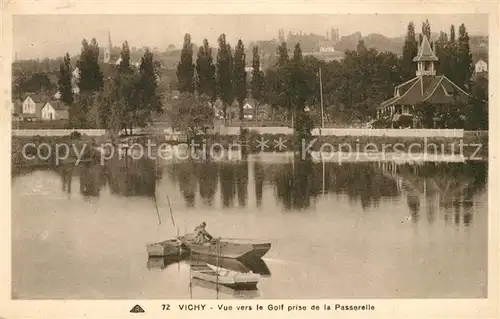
377;35;470;128
473;58;488;79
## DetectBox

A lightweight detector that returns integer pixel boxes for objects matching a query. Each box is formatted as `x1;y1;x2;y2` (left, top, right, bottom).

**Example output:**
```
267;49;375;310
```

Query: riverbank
207;132;488;158
11;131;488;168
11;133;102;168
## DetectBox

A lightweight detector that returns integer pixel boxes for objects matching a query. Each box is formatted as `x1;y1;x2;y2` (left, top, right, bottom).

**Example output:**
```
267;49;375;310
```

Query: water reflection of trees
104;158;160;197
53;157;162;198
49;158;487;226
254;162;265;208
166;162;248;208
271;162;320;211
266;162;400;211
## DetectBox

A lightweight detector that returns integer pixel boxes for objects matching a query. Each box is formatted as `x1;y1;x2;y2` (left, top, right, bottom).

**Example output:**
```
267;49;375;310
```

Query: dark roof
24;93;50;104
379;75;469;108
46;100;69;111
413;35;438;62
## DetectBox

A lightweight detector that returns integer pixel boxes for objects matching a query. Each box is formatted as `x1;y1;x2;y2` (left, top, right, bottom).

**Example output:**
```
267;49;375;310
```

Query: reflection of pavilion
377;161;485;226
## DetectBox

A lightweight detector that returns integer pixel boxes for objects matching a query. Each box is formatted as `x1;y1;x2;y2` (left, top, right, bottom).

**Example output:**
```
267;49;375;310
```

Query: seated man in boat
194;221;213;244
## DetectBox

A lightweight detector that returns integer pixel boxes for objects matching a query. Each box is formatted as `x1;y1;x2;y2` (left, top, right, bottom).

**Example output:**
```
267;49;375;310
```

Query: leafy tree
250;45;264;119
233;39;247;120
402;22;418;79
111;43;137;134
136;49;163;128
195;39;216;101
77;38;103;93
71;38;103;128
177;33;195;93
216;34;234;121
262;68;280;118
414;102;437;128
466;77;488;130
71;94;96;128
168;92;214;139
15;72;56;95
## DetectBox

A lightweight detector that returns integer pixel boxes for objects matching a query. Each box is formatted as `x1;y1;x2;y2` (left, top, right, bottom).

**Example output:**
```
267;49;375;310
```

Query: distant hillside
335;32;487;56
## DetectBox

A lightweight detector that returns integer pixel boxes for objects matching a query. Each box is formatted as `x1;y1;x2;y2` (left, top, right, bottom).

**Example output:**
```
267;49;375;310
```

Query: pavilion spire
414;34;438;76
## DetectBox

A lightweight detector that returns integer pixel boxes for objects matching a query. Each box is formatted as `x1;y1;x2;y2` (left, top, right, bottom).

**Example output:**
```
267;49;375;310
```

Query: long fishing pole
153;193;162;225
153;157;162;225
165;192;176;227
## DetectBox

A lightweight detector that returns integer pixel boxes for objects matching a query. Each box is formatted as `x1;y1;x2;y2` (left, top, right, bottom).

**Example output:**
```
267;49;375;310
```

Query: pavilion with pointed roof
377;35;470;127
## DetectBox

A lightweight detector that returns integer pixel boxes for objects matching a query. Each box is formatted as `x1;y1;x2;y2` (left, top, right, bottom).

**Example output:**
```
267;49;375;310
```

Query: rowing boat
190;262;260;290
146;239;183;257
179;236;271;260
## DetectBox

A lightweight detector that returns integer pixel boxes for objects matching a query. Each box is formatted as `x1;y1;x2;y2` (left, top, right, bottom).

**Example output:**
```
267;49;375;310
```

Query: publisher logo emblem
130;305;145;313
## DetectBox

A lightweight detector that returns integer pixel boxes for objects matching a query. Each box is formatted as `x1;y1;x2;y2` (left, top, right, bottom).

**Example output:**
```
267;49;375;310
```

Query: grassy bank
11;133;103;168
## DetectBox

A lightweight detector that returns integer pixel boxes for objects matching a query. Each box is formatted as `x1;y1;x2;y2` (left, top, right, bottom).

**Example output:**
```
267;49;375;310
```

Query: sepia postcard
0;1;499;318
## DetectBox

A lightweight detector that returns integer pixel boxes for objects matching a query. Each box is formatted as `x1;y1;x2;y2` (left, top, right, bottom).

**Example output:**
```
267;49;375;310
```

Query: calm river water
12;155;488;299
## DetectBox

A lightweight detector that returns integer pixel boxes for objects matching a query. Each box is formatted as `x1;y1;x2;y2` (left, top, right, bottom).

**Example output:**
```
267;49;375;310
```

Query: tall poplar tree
119;40;131;71
107;41;135;133
275;42;292;117
233;39;247;120
77;38;103;93
137;49;162;126
195;39;216;101
177;33;195;93
216;34;234;121
57;53;74;106
457;23;473;89
251;45;264;120
290;43;313;148
73;38;103;128
420;19;432;44
402;22;418;79
435;31;449;75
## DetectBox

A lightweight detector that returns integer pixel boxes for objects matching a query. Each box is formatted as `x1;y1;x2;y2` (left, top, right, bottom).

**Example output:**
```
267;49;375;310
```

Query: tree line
174;19;486;131
57;39;162;133
51;19;486;135
174;32;316;143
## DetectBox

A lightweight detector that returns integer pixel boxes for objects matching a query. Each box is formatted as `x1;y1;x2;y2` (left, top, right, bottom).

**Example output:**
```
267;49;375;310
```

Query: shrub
70;131;82;140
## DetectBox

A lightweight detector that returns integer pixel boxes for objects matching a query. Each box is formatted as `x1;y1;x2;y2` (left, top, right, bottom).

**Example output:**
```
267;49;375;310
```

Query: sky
13;14;488;60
